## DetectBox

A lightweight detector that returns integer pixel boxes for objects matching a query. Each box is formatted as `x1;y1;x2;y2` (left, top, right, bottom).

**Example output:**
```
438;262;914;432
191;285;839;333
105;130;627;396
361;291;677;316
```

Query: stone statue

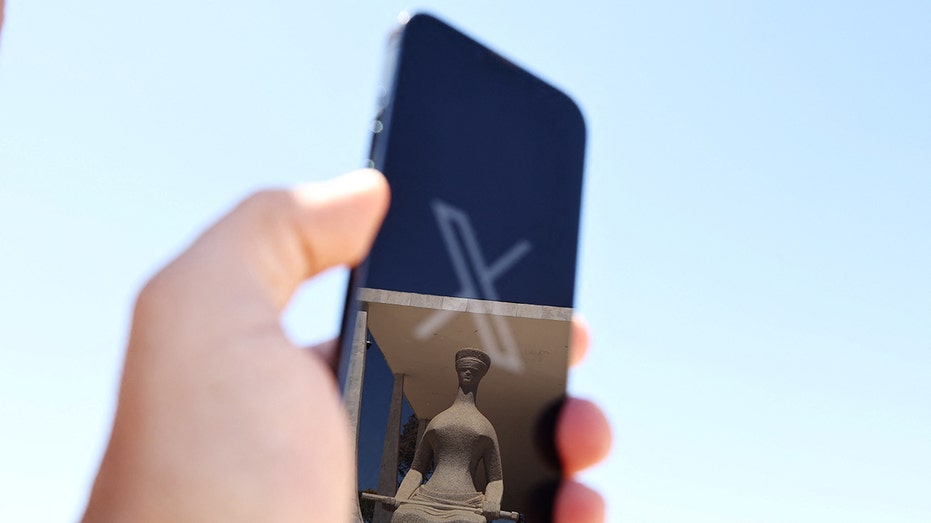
391;348;504;523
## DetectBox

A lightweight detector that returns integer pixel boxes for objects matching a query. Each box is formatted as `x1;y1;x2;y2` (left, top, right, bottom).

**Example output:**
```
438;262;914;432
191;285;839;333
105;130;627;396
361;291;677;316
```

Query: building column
373;373;405;523
344;310;368;523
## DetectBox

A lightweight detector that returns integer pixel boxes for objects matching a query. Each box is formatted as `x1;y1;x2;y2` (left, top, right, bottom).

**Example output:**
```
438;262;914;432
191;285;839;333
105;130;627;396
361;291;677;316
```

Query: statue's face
456;359;487;387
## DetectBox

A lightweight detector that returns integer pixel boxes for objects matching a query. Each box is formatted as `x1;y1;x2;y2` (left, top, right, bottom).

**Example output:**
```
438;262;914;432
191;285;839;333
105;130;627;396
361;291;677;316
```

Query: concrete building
345;288;572;523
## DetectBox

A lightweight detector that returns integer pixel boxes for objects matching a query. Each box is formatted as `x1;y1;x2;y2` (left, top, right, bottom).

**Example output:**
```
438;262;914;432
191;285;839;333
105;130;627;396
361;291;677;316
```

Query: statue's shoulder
476;413;498;438
429;407;455;425
423;408;458;434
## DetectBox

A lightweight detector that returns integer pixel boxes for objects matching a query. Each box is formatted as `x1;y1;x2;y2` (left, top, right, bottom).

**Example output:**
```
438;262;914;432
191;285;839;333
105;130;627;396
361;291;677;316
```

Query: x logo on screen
413;200;531;372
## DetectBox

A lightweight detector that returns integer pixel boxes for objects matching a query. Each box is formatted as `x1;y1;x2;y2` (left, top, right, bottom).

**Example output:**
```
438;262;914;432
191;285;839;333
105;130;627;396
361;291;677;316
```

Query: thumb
141;169;390;332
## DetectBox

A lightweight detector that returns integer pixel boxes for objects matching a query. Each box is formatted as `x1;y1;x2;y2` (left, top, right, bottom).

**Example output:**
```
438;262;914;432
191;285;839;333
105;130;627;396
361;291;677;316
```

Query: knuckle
232;190;301;247
236;189;294;220
134;264;181;319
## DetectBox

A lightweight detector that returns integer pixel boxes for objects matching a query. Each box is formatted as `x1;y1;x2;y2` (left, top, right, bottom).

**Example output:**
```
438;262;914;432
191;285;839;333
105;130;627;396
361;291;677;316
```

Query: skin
7;13;602;523
79;169;610;522
2;6;609;519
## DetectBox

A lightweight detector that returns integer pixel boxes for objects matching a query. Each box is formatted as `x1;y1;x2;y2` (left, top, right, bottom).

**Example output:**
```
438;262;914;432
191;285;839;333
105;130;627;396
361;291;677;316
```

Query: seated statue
391;348;503;523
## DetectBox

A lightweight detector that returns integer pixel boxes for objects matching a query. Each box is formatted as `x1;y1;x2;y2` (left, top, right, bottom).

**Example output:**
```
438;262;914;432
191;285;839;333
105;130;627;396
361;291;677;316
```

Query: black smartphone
337;13;586;523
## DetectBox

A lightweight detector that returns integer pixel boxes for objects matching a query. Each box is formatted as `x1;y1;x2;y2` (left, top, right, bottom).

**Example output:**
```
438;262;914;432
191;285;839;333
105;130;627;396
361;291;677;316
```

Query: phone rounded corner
561;91;589;146
397;11;440;30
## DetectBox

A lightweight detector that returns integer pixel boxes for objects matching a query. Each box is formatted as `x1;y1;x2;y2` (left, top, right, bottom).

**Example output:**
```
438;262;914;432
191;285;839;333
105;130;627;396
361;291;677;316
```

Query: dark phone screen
366;14;585;308
341;14;585;523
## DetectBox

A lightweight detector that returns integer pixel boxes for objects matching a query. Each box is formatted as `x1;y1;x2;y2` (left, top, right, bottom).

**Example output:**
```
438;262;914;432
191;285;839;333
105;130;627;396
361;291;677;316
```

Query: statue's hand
482;500;501;520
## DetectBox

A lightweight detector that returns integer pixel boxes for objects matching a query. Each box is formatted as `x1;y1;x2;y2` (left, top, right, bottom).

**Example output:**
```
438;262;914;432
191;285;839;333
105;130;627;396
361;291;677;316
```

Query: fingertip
314;168;391;213
345;167;391;198
290;169;391;271
569;314;590;367
354;167;388;189
555;481;605;523
354;168;391;220
558;397;612;475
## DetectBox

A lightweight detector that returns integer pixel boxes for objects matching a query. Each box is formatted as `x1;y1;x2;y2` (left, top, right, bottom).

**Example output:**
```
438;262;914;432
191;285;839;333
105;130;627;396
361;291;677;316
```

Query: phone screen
338;14;585;523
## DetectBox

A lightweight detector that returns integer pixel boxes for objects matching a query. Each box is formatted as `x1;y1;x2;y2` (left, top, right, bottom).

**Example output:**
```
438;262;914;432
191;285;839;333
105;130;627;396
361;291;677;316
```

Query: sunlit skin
0;0;611;503
78;170;609;523
0;4;607;507
2;6;609;518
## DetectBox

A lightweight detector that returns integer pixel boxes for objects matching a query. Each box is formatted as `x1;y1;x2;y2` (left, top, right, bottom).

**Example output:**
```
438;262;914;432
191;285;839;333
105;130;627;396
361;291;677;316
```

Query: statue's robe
392;404;502;523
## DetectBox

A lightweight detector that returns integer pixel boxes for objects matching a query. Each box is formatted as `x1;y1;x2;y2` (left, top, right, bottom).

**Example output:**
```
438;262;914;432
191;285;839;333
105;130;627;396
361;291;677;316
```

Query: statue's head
455;348;491;387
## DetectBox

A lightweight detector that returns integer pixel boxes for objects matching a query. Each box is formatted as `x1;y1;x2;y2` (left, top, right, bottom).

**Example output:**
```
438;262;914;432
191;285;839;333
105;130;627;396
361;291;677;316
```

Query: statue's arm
484;479;503;507
394;470;422;503
395;436;433;502
482;432;504;516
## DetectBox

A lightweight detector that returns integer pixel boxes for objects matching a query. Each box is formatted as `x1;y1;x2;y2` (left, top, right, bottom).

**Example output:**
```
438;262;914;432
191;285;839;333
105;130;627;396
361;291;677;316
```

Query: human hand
551;318;612;523
82;169;610;523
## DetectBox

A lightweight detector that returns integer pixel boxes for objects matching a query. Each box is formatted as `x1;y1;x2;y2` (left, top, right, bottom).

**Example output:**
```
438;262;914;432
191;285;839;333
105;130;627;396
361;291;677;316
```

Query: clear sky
1;1;929;521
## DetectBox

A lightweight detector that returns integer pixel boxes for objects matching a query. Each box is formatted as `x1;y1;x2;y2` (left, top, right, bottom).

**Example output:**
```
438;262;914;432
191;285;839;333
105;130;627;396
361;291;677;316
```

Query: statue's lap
391;504;486;523
390;486;487;523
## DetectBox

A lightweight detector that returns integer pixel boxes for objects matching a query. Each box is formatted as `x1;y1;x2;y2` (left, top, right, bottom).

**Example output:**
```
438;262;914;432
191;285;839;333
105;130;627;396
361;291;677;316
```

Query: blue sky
1;1;929;521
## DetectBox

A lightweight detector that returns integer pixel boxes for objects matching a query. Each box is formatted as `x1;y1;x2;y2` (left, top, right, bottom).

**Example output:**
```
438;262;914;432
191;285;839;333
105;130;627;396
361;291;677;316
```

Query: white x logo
413;200;531;373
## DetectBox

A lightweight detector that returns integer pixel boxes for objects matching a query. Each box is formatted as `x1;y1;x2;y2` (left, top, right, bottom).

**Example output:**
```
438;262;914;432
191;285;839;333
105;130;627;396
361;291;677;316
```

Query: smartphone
337;13;586;523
